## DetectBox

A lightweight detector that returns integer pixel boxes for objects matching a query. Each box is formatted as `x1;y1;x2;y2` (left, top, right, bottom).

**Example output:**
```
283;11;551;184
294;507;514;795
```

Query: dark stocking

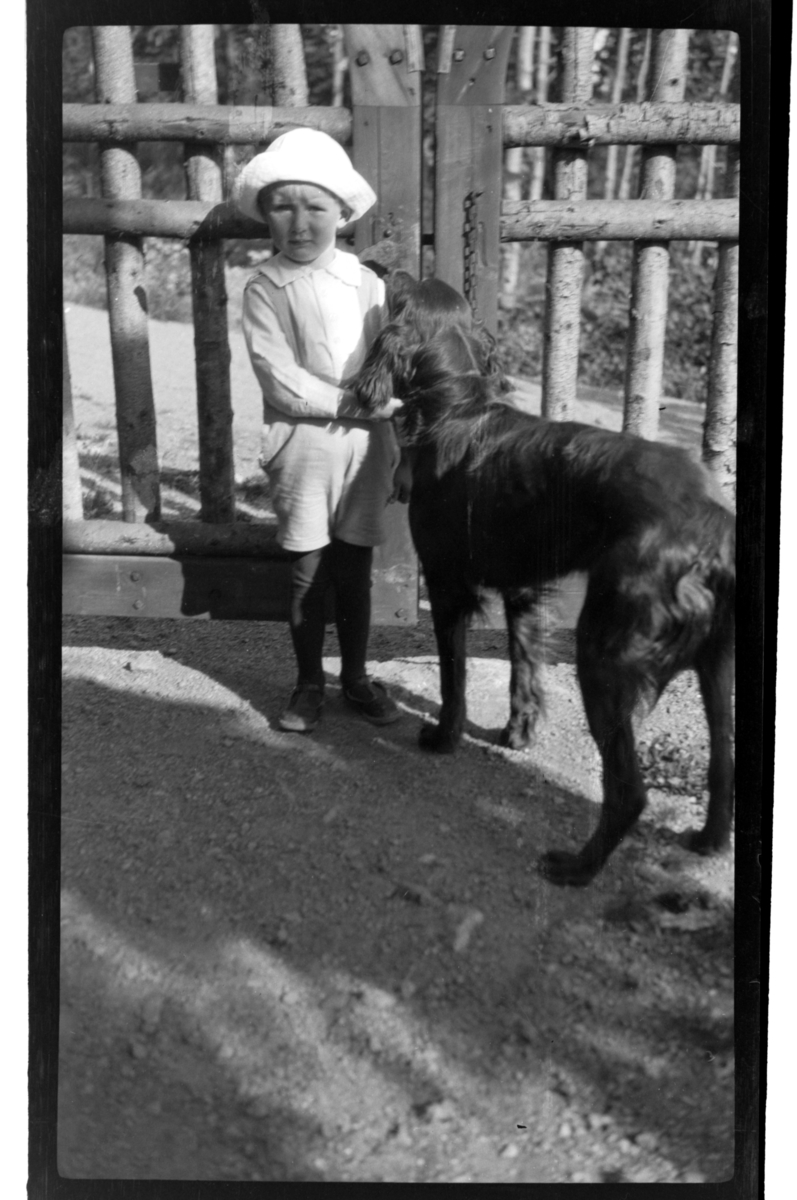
330;539;373;687
287;546;331;687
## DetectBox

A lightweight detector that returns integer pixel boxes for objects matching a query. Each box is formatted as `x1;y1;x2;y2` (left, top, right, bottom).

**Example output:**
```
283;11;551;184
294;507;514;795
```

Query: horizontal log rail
501;198;739;242
63;103;351;145
63;517;286;558
502;101;739;146
65;195;740;243
63;100;739;148
64;197;266;240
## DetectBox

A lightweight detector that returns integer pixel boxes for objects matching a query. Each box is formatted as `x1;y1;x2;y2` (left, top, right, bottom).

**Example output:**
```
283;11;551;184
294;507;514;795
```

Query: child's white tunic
243;248;398;552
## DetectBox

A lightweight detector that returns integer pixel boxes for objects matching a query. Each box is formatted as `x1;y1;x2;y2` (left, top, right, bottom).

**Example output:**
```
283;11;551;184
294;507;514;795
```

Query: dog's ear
353;324;416;411
386;270;420;320
474;324;512;392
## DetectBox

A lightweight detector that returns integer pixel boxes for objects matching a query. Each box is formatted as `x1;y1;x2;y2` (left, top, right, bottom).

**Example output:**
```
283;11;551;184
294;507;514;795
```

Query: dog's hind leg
683;633;735;854
500;587;546;750
539;618;648;887
419;574;476;753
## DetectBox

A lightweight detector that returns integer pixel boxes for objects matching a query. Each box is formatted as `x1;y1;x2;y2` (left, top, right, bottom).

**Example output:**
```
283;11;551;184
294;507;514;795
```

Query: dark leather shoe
278;684;325;732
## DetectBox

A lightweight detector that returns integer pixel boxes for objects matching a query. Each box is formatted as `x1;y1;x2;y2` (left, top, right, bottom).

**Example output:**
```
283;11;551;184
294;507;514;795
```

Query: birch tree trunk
267;24;309;105
329;25;347;107
604;28;630;199
92;25;160;522
500;27;535;309
691;31;738;263
180;24;235;523
529;26;551;201
703;144;739;498
542;26;593;420
618;29;652;201
624;29;690;439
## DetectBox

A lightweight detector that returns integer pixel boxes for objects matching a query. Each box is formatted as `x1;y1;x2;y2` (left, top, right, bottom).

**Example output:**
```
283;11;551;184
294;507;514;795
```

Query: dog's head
354;271;510;420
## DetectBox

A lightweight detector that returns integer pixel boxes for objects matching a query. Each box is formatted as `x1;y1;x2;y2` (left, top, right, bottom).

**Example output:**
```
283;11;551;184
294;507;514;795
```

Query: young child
234;128;403;734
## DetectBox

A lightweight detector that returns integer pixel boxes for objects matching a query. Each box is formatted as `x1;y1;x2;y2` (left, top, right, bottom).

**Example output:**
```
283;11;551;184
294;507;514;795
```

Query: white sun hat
233;128;377;225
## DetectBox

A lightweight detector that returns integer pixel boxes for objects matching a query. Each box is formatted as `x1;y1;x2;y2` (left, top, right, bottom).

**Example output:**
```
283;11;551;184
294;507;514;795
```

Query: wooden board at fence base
343;24;423;627
434;26;514;335
63;554;293;622
62;552;417;627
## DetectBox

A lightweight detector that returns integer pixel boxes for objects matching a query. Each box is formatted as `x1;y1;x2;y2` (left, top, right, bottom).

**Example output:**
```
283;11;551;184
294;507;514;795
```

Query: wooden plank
434;26;514;332
63;553;293;621
63;550;416;627
63;517;283;558
344;24;423;274
344;24;422;626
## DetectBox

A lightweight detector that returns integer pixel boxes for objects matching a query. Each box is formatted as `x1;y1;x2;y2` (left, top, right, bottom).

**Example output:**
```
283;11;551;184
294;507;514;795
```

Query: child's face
260;183;348;264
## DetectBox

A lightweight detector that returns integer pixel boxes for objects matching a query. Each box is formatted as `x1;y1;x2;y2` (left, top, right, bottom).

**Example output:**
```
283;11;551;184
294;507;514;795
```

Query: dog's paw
537;849;597;888
418;722;459;754
499;722;535;751
680;827;731;856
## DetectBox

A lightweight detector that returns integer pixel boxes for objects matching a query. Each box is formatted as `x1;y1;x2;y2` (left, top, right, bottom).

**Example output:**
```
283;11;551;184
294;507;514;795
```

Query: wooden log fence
63;23;739;626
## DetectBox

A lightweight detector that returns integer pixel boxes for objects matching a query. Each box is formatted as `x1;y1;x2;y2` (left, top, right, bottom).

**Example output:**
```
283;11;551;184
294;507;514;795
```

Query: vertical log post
92;25;160;521
691;31;738;264
529;26;551;201
62;317;84;520
180;24;235;523
618;29;652;201
541;26;594;420
343;24;425;623
703;144;739;497
433;24;514;334
604;28;631;200
501;27;534;309
623;28;690;439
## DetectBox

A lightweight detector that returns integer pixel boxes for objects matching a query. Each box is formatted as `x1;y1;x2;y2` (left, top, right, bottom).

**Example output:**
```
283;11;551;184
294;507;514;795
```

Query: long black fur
355;272;736;887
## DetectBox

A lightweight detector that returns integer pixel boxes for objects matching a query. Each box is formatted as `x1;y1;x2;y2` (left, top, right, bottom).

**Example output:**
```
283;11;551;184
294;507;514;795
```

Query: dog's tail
615;505;735;692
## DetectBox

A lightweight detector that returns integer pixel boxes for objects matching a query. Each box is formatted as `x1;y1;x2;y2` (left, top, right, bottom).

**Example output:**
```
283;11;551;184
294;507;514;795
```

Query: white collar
258;248;362;289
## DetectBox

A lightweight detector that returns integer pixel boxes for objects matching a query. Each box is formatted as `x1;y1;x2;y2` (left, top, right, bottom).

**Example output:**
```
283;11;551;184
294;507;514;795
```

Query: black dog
354;272;735;887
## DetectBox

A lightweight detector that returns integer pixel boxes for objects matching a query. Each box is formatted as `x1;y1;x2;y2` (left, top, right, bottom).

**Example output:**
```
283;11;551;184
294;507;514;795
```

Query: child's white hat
233;128;377;225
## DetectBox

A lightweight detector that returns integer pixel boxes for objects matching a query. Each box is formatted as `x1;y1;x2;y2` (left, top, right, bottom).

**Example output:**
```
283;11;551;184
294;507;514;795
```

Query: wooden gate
62;25;740;626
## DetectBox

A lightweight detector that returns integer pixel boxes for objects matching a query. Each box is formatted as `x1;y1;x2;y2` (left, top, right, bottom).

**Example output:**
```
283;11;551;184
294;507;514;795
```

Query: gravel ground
60;611;733;1184
60;301;733;1183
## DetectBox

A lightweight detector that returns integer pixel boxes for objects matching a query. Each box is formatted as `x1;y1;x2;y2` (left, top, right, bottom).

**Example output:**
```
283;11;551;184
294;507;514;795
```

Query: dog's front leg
420;576;471;753
500;588;545;750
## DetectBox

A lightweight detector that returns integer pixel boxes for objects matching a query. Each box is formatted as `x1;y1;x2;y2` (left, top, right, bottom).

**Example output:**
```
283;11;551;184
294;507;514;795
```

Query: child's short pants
259;416;399;552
